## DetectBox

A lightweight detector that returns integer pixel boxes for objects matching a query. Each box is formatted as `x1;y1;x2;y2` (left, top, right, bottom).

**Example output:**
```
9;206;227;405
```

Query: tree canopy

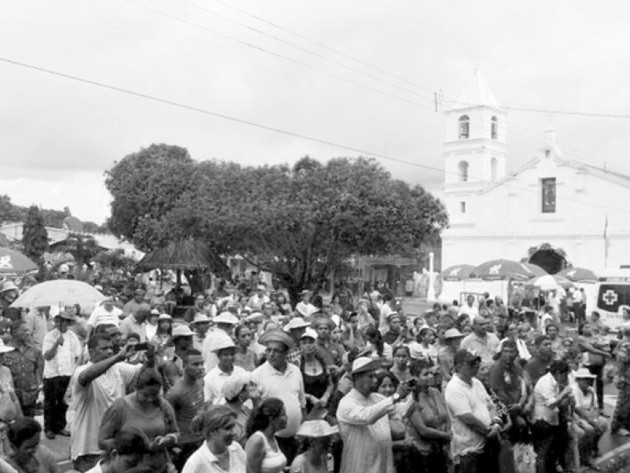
105;144;449;298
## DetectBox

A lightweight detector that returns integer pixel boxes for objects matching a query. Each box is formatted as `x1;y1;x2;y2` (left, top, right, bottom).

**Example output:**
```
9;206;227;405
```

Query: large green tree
22;206;49;262
106;146;449;301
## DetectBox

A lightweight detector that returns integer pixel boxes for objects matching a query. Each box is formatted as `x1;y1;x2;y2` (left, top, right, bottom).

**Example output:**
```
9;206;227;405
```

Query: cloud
0;0;628;222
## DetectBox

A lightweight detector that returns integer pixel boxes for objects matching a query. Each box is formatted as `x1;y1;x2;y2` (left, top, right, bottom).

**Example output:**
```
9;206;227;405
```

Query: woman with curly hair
244;398;288;473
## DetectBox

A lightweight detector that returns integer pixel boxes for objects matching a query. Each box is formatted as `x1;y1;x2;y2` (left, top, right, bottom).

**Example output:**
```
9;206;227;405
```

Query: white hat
0;339;14;354
221;372;252;401
444;328;464;340
283;317;310;332
172;324;194;338
245;312;264;323
300;328;318;340
296;420;339;438
158;313;172;321
574;368;596;379
211;333;236;352
59;263;70;273
351;356;381;375
214;312;239;325
150;309;160;316
191;313;211;324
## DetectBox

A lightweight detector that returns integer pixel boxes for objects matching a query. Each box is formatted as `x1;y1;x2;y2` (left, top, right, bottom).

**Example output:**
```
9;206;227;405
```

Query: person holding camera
336;357;412;473
71;333;154;472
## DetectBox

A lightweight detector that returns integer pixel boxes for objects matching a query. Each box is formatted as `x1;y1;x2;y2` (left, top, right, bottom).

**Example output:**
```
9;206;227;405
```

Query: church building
441;70;630;274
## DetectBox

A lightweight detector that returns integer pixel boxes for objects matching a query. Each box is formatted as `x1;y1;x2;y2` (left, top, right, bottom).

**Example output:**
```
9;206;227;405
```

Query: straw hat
351;356;381;375
172;324;194;338
284;317;310;332
214;312;239;325
296;420;339;438
191;313;211;324
211;333;236;352
574;368;596;379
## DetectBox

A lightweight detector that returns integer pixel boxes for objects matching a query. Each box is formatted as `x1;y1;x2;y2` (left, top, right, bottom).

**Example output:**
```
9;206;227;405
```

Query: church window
460;201;466;213
491;116;498;139
490;157;498;181
458;161;469;182
541;177;556;213
458;115;470;139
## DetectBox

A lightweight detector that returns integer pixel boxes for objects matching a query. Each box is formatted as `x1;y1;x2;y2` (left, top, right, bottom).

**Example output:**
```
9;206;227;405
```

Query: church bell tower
442;70;508;221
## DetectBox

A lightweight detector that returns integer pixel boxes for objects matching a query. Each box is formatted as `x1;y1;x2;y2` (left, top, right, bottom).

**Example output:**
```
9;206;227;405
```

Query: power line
2;55;630;218
123;0;435;111
204;0;438;96
122;0;603;169
182;0;626;169
170;0;438;105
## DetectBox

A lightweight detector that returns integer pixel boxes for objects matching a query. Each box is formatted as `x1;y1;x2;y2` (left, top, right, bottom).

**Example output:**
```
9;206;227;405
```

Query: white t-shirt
252;361;306;437
87;305;123;328
203;365;247;405
70;362;141;459
445;374;493;459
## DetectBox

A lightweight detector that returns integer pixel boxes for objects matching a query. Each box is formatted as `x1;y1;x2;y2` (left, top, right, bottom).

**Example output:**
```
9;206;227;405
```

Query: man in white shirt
532;360;574;473
252;329;306;464
445;349;501;472
337;357;410;473
42;312;82;439
203;334;246;404
86;298;123;335
458;295;479;322
71;334;143;472
202;312;239;372
247;285;270;312
295;290;317;319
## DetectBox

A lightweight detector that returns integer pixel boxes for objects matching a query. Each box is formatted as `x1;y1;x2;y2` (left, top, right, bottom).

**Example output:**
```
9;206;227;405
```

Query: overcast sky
1;0;629;224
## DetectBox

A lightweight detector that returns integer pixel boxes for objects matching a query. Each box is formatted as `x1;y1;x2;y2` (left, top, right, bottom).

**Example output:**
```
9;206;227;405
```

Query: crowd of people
0;276;625;473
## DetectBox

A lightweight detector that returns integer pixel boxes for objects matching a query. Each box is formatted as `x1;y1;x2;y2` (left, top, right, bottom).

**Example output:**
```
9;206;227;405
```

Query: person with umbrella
42;310;82;439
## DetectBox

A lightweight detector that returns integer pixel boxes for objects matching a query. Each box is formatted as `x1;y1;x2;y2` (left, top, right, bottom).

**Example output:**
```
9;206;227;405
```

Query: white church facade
441;70;630;274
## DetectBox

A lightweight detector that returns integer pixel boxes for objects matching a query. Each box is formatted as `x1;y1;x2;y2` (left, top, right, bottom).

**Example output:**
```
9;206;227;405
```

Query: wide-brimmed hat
284;317;310;332
351;356;381;375
444;328;464;340
258;329;295;350
296;420;339;438
0;339;14;354
300;328;318;340
172;324;194;338
575;368;596;379
0;281;18;294
158;313;172;321
214;312;239;325
54;311;75;322
191;313;211;324
245;312;264;323
211;333;236;352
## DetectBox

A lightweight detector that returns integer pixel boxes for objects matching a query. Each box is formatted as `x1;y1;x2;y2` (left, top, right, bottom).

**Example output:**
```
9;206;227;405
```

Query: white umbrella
532;275;561;291
11;280;105;308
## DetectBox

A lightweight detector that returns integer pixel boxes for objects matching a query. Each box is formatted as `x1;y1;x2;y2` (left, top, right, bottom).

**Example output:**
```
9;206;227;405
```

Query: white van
591;269;630;331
